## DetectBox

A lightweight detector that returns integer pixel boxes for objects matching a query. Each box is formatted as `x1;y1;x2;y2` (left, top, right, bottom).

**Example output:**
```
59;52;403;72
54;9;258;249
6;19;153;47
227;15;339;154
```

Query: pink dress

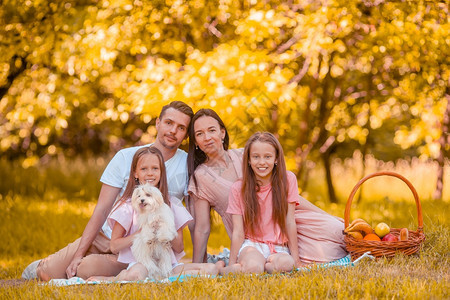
188;149;243;237
294;201;347;263
227;171;299;246
108;196;193;265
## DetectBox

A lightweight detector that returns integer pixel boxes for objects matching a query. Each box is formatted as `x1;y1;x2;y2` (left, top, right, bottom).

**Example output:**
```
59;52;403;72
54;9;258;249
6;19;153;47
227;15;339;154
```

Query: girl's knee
267;254;295;273
280;255;295;270
126;268;147;281
201;263;219;275
128;264;148;280
242;260;264;274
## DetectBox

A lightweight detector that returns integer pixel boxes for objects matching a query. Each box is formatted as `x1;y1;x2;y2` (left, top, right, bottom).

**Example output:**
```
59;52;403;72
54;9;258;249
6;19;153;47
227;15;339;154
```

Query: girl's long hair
241;132;288;238
187;108;229;189
113;146;170;212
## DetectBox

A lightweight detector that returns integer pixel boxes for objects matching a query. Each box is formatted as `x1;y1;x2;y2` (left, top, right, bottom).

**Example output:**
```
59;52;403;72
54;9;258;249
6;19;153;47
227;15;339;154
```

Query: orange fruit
363;233;381;241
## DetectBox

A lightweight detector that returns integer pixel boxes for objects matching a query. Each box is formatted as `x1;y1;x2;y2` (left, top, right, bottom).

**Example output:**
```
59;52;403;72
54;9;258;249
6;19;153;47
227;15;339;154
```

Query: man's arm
192;196;211;263
66;184;121;278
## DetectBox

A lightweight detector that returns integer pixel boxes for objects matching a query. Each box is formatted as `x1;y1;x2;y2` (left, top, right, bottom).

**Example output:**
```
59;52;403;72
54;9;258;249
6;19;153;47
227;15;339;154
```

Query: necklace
208;152;238;180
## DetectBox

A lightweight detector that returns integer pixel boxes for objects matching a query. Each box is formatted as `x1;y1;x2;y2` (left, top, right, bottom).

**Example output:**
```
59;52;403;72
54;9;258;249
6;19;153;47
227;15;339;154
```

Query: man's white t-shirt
99;143;189;238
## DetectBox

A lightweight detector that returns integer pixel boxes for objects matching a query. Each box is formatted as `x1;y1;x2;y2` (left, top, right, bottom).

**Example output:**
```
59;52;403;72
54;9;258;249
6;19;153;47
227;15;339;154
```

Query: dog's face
131;183;165;214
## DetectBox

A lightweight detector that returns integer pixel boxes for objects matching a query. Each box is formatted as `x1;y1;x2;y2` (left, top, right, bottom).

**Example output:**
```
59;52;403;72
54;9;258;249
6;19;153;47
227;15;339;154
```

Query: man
22;101;193;280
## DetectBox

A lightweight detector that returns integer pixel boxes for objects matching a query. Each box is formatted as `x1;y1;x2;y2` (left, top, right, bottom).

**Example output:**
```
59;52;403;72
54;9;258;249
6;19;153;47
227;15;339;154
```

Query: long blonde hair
112;146;170;212
241;132;288;238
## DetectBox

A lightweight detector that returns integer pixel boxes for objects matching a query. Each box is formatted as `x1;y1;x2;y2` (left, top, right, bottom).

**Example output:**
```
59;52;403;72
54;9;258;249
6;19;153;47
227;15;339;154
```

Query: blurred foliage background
0;0;448;201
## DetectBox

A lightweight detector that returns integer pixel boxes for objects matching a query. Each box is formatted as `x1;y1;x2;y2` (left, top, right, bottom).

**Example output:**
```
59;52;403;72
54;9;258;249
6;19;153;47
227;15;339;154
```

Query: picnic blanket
45;253;374;287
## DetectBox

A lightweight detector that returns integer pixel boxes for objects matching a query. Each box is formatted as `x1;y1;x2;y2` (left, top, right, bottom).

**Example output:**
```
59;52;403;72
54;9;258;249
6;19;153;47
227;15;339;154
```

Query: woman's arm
297;195;329;215
228;214;245;265
110;222;136;254
171;228;184;254
298;195;344;222
192;195;211;263
286;203;301;267
66;184;121;278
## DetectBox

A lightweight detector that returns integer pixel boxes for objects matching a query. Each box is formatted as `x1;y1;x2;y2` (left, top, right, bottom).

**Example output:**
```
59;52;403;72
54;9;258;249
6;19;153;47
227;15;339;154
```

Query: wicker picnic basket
344;171;426;260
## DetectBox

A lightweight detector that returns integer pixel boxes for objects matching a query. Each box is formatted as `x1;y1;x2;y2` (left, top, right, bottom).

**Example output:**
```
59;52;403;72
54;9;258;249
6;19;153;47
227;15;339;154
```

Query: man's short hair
159;101;194;121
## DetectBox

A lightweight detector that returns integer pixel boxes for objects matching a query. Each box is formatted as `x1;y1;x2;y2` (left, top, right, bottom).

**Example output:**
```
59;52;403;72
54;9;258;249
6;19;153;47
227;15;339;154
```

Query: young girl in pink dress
88;146;218;281
221;132;301;274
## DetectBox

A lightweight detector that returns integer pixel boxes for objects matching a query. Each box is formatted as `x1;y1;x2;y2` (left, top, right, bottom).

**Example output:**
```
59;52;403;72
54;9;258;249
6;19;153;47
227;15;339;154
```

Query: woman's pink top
108;196;193;264
227;171;298;245
187;148;243;237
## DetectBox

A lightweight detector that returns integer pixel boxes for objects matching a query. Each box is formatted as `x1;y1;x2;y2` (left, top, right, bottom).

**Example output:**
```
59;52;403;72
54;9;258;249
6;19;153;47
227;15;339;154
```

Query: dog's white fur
131;183;177;279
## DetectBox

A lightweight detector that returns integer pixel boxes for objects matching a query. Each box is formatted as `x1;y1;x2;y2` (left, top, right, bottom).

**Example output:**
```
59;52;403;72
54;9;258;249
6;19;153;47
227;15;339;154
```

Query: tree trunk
357;75;373;203
357;149;367;204
0;56;27;100
322;149;337;203
433;90;450;200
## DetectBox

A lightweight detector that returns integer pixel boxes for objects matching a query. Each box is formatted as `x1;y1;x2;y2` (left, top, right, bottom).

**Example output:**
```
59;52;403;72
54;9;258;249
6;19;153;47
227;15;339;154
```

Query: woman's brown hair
241;132;288;238
187;108;229;189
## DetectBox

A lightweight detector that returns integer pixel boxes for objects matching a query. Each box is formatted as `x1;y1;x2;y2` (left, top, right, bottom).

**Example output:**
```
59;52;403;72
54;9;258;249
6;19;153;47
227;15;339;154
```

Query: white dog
131;183;177;280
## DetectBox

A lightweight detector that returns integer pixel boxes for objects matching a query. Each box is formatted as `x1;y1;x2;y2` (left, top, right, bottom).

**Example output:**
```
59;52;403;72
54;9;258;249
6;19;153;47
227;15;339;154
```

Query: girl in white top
88;147;219;281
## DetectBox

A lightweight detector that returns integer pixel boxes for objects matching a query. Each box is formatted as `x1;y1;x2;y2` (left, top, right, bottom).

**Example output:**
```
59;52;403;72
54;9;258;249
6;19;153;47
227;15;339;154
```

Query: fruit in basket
374;222;390;238
363;233;381;241
347;231;363;240
344;219;373;235
344;219;366;232
399;228;409;241
348;218;366;228
382;233;398;242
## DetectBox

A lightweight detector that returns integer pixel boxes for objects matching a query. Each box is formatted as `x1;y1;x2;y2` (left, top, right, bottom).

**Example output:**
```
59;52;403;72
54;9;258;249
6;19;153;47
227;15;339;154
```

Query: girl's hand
131;228;142;236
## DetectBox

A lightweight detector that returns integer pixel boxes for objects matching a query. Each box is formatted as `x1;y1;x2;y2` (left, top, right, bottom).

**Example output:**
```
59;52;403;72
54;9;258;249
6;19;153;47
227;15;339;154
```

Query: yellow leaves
0;0;447;164
235;8;295;47
21;156;39;169
330;65;344;78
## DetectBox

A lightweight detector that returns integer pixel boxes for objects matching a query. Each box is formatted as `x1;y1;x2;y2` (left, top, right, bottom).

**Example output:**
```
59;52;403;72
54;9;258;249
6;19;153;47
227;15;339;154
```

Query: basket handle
344;171;423;232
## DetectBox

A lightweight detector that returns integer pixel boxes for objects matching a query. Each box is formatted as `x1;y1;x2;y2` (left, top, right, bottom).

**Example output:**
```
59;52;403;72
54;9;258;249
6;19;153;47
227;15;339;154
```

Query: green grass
0;157;449;298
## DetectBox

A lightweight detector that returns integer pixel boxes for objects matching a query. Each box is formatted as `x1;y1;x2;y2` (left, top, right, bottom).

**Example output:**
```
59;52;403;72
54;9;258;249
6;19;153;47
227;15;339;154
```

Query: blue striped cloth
296;255;352;272
45;274;201;286
45;253;374;286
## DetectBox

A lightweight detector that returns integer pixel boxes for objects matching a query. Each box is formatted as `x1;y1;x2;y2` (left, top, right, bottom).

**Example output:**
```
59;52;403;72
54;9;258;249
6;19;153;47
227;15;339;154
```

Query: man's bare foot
87;276;113;282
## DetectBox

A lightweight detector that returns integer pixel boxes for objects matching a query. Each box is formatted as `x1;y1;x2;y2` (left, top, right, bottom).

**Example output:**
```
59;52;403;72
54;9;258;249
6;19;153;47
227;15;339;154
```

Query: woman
187;109;244;263
187;109;347;265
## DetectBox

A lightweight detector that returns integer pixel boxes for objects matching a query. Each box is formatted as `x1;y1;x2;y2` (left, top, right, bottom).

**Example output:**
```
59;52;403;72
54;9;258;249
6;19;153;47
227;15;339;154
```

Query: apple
374;222;390;238
382;233;398;242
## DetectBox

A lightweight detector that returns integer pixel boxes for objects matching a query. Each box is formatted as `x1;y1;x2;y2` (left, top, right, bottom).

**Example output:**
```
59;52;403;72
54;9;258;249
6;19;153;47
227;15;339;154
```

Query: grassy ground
0;157;449;299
